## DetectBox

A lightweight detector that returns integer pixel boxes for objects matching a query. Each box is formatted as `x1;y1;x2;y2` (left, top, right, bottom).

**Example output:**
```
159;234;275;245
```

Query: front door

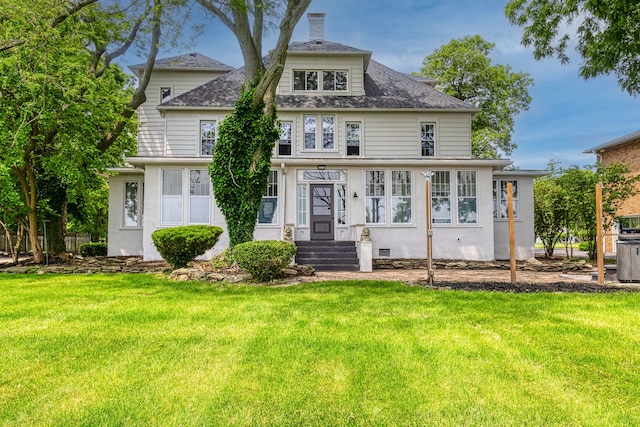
310;184;334;240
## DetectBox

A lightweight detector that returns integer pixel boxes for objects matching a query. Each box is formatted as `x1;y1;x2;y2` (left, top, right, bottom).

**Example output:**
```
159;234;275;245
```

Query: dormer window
293;70;348;92
294;71;318;91
323;71;347;91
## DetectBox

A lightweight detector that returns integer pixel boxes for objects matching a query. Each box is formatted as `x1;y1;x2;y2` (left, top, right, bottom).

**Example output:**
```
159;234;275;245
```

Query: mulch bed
416;281;640;293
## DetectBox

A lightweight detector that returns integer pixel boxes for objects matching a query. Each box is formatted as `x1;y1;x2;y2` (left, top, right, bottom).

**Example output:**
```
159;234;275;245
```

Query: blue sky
140;0;639;170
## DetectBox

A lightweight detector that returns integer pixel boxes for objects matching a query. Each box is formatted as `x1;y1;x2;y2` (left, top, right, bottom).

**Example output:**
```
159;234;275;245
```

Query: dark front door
310;184;334;240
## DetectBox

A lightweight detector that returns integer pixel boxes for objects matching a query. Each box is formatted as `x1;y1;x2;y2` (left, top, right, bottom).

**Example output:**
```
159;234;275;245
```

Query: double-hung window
421;123;435;157
431;171;451;224
200;120;216;156
259;171;278;225
279;121;292;156
304;116;316;149
392;171;412;224
457;171;478;224
346;122;361;156
304;115;336;151
123;181;140;227
365;171;386;224
493;180;519;219
322;116;334;149
162;170;183;225
189;170;210;224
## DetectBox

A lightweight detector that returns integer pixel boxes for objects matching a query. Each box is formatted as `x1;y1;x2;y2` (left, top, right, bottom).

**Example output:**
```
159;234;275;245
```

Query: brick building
584;130;640;252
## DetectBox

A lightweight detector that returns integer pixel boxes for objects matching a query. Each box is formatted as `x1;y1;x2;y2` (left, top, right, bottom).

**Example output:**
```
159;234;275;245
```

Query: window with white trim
293;70;318;91
457;171;478;224
162;170;183;225
297;184;307;226
346;122;361;156
294;70;348;92
304;116;316;149
323;71;348;91
160;87;171;103
279;121;292;156
365;170;386;224
322;115;334;149
123;181;140;227
337;184;346;225
392;171;412;224
421;123;435;157
200;120;216;156
493;180;519;219
259;170;278;225
431;171;451;224
189;170;210;224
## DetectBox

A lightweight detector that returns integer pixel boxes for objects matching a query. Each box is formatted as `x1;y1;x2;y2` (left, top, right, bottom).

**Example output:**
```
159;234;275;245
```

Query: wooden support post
596;183;604;284
425;178;434;285
507;182;517;284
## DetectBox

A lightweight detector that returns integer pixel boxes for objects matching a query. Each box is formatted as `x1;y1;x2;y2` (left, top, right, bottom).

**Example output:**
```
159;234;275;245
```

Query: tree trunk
27;209;43;263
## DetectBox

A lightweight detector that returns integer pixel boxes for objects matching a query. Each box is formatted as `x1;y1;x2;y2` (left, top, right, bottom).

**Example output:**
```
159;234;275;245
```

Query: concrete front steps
295;240;359;272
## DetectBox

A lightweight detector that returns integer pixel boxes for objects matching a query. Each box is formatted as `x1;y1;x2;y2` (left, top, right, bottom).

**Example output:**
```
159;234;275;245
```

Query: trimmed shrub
151;225;223;269
233;240;297;282
79;242;107;257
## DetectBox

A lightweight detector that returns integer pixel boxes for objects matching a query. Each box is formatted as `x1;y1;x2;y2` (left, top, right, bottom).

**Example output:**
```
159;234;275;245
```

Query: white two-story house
108;13;544;267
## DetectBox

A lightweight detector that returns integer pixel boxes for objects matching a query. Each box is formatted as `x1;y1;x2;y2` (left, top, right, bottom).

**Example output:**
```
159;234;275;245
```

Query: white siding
137;70;229;157
493;174;537;260
107;173;144;256
273;111;473;160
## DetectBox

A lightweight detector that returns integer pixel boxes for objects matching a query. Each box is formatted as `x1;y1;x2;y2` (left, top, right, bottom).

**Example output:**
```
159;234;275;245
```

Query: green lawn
1;274;639;426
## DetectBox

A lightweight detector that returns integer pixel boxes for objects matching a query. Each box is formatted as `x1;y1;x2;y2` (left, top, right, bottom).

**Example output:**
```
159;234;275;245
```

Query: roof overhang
124;157;511;170
583;129;640;154
493;169;549;178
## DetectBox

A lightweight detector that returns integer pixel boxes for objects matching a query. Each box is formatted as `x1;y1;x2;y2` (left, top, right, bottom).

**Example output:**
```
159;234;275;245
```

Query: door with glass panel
310;184;334;240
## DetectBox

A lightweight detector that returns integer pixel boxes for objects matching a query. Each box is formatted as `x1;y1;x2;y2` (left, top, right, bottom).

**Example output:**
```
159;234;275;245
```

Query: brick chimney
308;13;325;41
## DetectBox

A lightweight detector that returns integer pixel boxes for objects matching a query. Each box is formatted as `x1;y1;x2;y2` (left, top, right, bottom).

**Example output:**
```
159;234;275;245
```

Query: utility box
617;234;640;282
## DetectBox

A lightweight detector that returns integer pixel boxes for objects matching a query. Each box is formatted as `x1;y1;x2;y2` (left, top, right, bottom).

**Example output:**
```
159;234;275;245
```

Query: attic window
293;70;348;92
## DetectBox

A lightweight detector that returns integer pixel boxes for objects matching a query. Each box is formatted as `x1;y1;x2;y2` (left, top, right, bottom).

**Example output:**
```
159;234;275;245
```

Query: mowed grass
1;275;639;426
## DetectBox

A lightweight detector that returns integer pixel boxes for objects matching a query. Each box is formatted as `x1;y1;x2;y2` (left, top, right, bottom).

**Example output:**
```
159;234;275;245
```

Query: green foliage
151;225;223;269
209;85;279;247
534;177;570;257
232;240;296;282
535;162;640;260
418;35;533;158
505;0;640;96
79;242;108;257
578;241;594;252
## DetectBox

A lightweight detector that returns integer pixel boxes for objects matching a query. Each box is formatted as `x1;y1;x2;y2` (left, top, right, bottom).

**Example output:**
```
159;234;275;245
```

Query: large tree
418;35;534;159
197;0;311;247
0;0;165;262
505;0;640;96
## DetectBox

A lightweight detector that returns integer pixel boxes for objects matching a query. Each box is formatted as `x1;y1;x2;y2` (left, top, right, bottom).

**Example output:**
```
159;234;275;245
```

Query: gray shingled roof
162;58;476;111
584;129;640;153
130;53;234;72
